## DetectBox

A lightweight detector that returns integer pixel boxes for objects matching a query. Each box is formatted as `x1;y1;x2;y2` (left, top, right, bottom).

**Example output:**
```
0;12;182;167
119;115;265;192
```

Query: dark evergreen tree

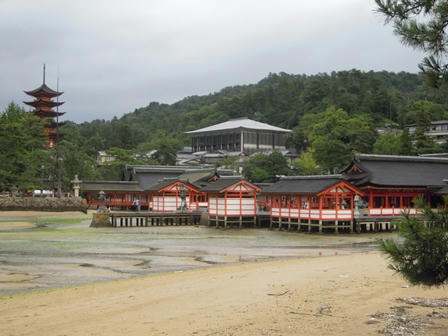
376;0;448;88
380;197;448;286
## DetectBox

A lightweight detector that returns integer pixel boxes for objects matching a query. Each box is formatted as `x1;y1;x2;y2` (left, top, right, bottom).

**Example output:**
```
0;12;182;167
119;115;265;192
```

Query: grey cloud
0;1;426;122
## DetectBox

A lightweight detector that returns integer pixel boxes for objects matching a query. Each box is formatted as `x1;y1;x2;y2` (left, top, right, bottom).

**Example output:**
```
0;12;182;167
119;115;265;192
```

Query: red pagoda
24;66;64;148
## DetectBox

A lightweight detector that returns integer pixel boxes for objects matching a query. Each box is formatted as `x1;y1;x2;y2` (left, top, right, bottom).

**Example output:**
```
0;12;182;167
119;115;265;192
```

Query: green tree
380;197;448;286
243;152;291;183
309;107;376;171
399;128;413;154
0;103;47;191
373;131;402;154
291;150;321;175
375;0;448;87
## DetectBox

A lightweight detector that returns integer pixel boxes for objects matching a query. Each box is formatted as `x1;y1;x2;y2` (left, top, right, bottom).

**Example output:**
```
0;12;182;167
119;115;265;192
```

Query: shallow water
0;215;394;296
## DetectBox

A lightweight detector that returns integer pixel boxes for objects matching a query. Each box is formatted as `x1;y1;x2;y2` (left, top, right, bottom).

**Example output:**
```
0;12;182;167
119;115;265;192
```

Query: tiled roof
24;83;63;97
262;175;343;194
343;154;448;187
81;181;142;192
200;176;244;192
185;117;291;134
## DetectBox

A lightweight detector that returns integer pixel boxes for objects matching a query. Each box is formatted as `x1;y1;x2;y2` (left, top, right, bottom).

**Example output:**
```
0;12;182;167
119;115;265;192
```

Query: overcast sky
0;0;425;123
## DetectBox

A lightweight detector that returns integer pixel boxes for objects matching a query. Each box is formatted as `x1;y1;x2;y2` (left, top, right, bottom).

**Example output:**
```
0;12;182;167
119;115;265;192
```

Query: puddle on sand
0;273;39;282
0;223;390;296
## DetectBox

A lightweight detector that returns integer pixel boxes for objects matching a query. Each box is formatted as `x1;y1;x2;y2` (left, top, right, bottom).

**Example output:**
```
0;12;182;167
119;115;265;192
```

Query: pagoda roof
33;110;65;117
24;83;63;97
185;117;291;134
24;99;64;108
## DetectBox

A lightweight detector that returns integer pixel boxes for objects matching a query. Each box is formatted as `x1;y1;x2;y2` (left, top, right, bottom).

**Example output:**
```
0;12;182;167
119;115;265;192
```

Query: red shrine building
24;69;64;148
201;176;261;228
342;154;448;217
147;179;207;212
263;175;364;233
80;154;448;232
262;154;448;232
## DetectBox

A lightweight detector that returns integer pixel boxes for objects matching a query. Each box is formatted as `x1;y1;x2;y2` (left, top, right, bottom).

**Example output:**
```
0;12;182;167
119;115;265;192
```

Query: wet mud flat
0;214;393;297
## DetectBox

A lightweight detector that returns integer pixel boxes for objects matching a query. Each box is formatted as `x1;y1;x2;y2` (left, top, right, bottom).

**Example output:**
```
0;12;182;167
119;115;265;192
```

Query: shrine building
263;175;363;233
342;154;448;217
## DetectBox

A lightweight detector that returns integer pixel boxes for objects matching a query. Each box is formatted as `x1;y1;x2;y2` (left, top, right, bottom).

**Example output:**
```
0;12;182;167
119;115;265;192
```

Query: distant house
408;120;448;144
96;151;117;166
186;117;291;154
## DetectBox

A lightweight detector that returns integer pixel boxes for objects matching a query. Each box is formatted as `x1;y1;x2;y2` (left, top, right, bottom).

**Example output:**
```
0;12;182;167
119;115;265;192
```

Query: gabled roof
121;165;188;182
121;165;236;190
185;117;291;134
135;172;182;190
200;176;244;192
146;179;199;192
177;171;215;183
342;154;448;188
262;175;347;195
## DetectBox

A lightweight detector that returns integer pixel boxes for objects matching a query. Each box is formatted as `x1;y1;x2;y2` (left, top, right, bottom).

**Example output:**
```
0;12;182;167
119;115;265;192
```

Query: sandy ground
0;210;92;218
0;221;36;229
1;252;447;336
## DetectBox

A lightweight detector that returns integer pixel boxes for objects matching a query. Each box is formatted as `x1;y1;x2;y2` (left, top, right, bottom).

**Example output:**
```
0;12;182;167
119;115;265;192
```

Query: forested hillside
4;69;448;191
67;70;447;152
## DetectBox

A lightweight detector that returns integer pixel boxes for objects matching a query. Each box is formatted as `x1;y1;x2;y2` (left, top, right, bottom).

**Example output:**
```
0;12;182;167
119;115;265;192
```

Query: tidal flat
0;212;393;297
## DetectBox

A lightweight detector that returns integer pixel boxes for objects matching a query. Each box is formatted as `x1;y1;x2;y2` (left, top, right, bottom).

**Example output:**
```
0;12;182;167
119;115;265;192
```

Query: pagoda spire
24;66;65;148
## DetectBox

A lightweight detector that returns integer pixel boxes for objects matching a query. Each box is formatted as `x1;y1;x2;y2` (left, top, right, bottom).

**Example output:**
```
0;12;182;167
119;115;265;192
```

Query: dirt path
1;252;447;336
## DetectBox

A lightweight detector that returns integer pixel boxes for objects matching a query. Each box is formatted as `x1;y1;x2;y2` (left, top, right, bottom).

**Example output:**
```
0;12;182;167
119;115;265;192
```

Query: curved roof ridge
279;174;342;180
355;153;448;163
24;83;63;97
185;118;291;134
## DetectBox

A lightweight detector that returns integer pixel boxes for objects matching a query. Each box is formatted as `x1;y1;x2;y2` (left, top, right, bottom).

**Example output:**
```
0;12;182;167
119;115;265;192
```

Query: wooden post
318;220;322;233
239;216;242;229
335;220;339;234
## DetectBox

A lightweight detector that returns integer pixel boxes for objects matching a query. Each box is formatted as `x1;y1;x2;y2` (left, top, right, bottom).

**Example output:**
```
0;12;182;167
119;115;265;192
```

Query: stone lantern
90;189;111;227
98;190;106;210
71;174;81;197
178;183;187;211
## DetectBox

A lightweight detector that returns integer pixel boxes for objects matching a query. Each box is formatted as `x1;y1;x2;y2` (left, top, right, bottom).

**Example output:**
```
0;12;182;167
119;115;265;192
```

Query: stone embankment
0;196;88;212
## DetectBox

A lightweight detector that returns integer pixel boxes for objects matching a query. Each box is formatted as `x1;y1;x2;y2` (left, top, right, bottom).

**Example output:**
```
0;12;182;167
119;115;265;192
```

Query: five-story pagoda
24;66;64;148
